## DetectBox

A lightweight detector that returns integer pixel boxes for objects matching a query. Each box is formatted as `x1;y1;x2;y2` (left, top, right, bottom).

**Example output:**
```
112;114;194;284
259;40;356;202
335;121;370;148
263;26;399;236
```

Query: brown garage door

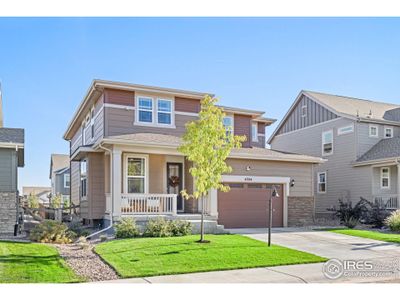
218;183;283;228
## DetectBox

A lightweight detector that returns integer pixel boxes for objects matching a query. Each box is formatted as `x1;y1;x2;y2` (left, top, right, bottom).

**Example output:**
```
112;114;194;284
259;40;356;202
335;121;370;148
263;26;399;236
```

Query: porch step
187;220;226;234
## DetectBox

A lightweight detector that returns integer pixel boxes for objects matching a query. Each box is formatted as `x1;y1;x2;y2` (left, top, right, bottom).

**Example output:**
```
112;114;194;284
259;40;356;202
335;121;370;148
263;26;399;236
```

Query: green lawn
329;229;400;243
95;234;327;278
0;241;81;283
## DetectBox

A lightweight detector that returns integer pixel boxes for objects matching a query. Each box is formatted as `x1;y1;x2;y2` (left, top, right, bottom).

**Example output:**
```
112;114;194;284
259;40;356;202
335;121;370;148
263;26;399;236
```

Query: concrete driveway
105;228;400;283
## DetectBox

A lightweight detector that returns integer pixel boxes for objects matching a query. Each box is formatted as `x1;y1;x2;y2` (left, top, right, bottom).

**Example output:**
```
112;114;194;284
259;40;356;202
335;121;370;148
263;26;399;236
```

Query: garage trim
217;175;290;227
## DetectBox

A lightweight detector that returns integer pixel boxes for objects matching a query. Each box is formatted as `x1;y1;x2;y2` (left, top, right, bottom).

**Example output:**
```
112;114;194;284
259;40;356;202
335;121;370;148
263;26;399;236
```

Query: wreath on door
169;175;180;187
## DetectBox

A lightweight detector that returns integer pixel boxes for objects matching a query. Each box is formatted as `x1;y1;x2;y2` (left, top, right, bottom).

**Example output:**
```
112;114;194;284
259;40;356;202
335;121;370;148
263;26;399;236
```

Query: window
381;167;390;189
64;174;70;188
80;160;87;198
223;116;234;136
126;157;146;193
157;99;172;125
317;172;327;193
322;130;333;155
301;105;307;117
82;123;86;145
138;97;153;123
369;125;378;137
251;123;258;142
338;124;354;135
384;126;393;138
90;108;95;139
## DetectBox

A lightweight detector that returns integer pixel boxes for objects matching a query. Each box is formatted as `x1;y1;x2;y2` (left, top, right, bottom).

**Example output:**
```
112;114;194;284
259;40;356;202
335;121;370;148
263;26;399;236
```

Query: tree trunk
200;195;205;242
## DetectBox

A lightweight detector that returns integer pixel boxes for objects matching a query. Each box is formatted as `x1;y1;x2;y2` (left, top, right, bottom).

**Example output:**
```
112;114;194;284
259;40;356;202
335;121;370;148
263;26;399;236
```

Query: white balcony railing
121;193;177;215
374;195;399;209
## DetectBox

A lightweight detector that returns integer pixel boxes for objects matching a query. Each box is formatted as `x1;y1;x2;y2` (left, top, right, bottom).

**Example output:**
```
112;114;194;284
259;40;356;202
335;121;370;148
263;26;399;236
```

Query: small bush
114;218;139;238
76;236;90;250
170;220;192;236
385;210;400;232
145;218;172;237
68;220;90;237
99;235;108;242
343;216;358;229
30;220;76;244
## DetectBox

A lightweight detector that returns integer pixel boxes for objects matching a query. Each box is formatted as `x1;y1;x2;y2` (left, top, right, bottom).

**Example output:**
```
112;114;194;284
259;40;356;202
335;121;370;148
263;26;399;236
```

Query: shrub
329;198;372;228
99;234;108;242
68;220;90;237
76;236;90;250
365;203;391;228
144;218;173;237
385;210;400;232
29;220;76;244
170;220;192;236
343;216;358;228
114;218;139;238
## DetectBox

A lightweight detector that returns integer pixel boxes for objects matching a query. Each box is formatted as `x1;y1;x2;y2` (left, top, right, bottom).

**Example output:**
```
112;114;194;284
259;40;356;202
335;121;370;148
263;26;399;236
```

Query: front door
167;163;184;212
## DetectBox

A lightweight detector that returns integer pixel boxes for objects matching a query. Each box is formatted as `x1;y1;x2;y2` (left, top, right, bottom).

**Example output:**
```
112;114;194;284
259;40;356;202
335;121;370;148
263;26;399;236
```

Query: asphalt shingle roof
0;127;24;144
356;137;400;163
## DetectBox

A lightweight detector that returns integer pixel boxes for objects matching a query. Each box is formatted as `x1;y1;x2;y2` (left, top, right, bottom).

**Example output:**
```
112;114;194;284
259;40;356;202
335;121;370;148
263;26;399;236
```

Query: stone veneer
0;192;17;234
287;196;315;226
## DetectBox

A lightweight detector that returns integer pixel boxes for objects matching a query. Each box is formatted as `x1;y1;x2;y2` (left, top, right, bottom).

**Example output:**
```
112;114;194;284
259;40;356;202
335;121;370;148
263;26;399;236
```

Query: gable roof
50;154;70;179
354;137;400;165
268;90;400;144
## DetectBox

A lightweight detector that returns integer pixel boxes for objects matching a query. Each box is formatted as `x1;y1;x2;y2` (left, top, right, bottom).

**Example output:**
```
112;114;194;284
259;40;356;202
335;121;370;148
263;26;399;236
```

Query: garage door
218;183;283;228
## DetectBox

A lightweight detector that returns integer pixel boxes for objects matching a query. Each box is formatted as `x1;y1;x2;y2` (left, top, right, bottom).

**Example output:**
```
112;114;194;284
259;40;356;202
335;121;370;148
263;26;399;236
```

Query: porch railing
374;195;399;209
121;194;177;215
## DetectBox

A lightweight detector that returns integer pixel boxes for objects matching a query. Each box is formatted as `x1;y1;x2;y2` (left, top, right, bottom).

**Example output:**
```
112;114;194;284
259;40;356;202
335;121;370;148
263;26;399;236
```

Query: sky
0;17;400;189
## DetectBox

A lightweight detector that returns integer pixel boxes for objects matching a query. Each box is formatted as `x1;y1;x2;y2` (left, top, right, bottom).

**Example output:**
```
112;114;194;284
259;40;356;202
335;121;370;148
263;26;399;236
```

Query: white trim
220;175;290;227
270;117;344;140
317;171;327;194
134;95;176;128
156;98;174;126
322;130;334;156
175;111;199;117
136;95;154;124
337;124;354;135
104;103;135;110
353;157;399;167
369;124;379;138
0;142;24;149
380;167;390;189
251;122;258;142
64;173;70;189
123;153;149;194
384;126;393;138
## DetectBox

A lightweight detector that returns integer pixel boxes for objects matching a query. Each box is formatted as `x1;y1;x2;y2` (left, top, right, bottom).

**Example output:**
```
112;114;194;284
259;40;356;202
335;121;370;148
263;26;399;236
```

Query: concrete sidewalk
103;228;400;283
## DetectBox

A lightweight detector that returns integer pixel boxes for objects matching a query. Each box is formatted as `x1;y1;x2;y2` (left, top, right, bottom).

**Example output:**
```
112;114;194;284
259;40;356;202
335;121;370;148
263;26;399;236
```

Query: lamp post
268;185;279;247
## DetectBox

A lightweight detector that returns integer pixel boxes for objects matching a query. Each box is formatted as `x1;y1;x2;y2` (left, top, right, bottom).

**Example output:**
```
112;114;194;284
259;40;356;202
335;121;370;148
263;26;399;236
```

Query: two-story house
49;154;70;205
0;87;25;234
269;90;400;219
63;80;323;229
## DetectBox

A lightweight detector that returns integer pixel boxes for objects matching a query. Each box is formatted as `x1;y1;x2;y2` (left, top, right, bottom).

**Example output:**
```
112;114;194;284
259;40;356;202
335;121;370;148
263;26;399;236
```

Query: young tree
51;194;62;209
179;95;246;242
28;193;39;209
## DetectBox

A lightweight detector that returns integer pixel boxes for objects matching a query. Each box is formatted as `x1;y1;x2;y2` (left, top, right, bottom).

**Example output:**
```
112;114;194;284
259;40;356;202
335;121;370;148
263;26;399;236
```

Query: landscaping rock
54;243;119;282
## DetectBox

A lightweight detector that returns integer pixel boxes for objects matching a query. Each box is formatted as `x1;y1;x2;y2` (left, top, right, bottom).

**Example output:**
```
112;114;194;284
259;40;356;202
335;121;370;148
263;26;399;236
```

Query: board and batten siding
0;148;17;192
226;158;313;198
277;95;339;135
272;117;373;214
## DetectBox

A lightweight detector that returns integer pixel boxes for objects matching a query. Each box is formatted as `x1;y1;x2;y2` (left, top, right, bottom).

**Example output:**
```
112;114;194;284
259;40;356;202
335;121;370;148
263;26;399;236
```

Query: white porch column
112;149;122;218
209;189;218;217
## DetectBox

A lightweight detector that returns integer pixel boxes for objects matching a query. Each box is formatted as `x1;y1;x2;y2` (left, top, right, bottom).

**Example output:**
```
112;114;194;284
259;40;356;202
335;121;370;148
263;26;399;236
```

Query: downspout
86;143;114;239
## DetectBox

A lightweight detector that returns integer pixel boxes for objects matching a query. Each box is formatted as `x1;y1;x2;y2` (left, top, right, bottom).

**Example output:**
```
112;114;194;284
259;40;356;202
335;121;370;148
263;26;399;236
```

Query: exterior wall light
246;166;251;171
290;179;295;187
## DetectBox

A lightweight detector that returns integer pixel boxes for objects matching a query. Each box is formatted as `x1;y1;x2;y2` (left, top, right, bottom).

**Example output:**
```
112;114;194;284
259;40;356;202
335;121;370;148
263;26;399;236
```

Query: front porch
371;164;400;209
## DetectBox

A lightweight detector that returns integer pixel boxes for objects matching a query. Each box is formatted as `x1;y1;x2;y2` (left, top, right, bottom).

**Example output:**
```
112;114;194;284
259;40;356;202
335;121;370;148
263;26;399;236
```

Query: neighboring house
22;186;51;205
49;154;70;203
63;80;323;228
269;90;400;218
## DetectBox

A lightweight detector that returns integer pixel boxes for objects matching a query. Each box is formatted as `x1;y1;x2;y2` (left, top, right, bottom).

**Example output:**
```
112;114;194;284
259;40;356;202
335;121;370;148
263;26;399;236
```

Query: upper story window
251;122;258;142
322;130;333;156
157;99;172;125
64;174;70;188
301;105;307;117
369;125;378;137
381;167;390;189
223;116;234;136
338;124;354;135
317;172;327;193
384;126;393;138
80;160;87;198
138;97;153;123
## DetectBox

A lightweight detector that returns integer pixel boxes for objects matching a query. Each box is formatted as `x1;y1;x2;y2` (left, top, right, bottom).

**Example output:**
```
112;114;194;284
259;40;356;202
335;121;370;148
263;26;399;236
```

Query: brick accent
287;196;314;226
0;192;17;234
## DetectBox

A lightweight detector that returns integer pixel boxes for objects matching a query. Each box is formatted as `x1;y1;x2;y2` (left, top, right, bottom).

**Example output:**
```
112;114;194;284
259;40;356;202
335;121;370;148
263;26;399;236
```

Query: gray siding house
269;90;400;218
49;154;70;204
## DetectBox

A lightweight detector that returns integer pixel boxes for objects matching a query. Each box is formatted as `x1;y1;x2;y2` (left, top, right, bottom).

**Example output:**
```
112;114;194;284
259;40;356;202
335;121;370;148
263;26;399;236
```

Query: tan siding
148;154;165;194
234;114;251;148
226;158;313;198
71;127;83;153
175;97;201;113
70;161;82;213
104;88;135;106
88;153;106;219
184;159;197;213
257;123;265;134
